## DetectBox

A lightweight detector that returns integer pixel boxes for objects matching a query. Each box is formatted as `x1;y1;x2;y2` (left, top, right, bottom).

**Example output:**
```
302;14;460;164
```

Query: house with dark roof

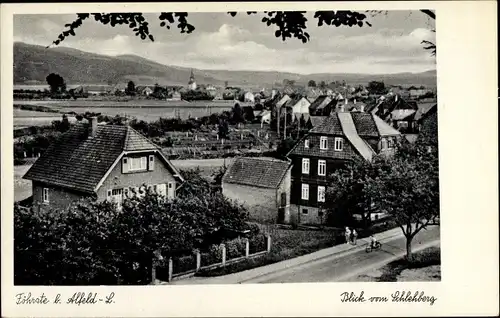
222;157;292;224
309;95;333;116
23;118;184;212
370;94;420;133
286;111;401;225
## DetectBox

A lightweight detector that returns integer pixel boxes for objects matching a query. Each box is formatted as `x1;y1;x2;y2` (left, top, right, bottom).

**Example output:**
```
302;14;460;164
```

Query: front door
167;182;175;199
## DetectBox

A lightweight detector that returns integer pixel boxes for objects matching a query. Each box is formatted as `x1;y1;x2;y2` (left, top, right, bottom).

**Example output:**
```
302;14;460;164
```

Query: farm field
14;109;78;128
13;99;238;122
14;158;234;202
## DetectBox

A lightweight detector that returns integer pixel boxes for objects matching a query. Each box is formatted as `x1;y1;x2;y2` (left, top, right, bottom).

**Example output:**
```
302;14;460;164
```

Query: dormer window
320;136;328;150
334;137;343;151
304;139;310;149
123;155;148;173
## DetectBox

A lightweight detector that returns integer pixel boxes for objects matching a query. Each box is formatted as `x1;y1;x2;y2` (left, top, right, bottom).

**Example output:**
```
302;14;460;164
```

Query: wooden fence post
221;244;226;266
168;257;173;282
266;235;272;253
195;250;201;271
245;238;250;257
151;260;157;285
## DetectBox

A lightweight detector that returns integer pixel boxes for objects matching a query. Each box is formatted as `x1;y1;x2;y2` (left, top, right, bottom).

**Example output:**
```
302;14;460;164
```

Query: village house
285;95;311;120
286;111;401;225
222;157;292;224
309;95;333;116
168;90;182;101
23;118;184;212
408;86;429;98
369;94;420;133
136;86;154;96
243;91;255;103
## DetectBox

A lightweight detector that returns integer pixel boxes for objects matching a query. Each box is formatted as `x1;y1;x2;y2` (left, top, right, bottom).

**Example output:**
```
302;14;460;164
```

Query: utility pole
276;105;280;139
283;107;287;140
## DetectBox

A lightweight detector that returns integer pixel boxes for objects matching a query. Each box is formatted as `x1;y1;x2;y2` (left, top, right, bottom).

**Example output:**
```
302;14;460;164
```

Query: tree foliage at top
48;10;435;55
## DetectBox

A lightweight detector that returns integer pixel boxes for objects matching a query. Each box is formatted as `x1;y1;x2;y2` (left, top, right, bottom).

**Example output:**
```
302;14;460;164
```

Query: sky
13;11;436;75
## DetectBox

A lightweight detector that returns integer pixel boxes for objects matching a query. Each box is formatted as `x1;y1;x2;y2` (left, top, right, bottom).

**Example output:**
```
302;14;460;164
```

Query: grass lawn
347;246;441;282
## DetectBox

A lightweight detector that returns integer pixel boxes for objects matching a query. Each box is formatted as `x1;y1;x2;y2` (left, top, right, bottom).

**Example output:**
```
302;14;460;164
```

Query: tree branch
420;10;436;20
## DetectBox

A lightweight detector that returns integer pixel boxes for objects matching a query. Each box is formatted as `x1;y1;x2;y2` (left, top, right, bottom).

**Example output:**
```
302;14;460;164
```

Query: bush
200;245;223;267
225;237;247;260
172;254;197;275
249;234;267;254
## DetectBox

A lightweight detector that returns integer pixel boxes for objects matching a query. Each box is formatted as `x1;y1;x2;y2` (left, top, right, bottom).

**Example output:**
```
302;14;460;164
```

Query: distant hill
14;42;437;89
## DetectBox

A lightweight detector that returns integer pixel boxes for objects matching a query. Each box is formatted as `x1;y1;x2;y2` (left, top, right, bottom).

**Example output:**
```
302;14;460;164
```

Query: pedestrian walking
345;227;351;244
352;229;358;245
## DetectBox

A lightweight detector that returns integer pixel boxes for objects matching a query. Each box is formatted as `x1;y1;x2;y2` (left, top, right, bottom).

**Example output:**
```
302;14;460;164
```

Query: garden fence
153;234;271;283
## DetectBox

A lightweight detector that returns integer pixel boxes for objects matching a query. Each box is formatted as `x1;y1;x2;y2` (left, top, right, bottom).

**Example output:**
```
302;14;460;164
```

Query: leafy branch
49;11;370;47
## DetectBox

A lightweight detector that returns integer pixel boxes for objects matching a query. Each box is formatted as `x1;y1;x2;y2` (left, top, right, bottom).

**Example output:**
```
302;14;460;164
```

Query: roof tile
222;157;291;189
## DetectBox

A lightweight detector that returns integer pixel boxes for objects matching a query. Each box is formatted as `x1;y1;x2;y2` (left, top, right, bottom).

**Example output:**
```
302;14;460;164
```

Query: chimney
340;104;345;112
354;99;357;104
360;105;365;112
89;116;98;137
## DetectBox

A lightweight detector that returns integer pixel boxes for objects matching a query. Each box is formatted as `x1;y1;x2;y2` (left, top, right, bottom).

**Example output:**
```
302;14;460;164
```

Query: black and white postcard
1;1;498;317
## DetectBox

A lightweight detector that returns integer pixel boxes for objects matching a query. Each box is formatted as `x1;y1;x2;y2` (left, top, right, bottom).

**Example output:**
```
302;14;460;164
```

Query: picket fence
152;235;272;283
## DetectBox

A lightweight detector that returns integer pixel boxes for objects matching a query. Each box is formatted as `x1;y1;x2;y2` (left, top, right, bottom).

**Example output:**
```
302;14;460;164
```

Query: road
240;226;440;284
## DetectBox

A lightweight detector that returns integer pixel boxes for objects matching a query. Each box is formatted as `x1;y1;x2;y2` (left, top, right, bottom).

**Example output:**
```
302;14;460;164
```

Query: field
13;100;238;125
14;109;78;128
14;158;232;202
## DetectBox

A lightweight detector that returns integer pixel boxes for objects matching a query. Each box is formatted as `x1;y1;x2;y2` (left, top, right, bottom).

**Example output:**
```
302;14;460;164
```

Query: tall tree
308;80;317;87
126;81;136;96
46;73;66;95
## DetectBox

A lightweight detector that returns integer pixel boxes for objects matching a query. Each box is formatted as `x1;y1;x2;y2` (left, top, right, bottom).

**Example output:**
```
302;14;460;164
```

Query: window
304;139;310;149
280;192;287;207
301;184;309;200
387;137;394;148
320;136;328;150
302;158;310;174
302;208;309;215
317;186;326;203
318;160;326;176
398;121;408;128
381;138;388;150
128;157;147;172
334;137;343;151
148;155;155;171
42;188;49;203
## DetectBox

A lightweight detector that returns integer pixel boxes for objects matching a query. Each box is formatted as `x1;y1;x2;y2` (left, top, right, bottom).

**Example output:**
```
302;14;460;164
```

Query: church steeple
188;69;197;90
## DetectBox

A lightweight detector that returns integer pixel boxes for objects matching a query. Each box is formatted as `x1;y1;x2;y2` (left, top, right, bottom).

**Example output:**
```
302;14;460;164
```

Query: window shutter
148;155;155;171
122;157;129;173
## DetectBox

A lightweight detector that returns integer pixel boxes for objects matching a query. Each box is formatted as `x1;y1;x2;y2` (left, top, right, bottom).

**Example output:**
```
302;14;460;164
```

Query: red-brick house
222;157;292;224
23;118;184;212
286;112;401;225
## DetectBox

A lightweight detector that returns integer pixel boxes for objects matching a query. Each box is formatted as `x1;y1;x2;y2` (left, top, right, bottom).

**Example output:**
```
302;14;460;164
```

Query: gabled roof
222;157;291;189
286;95;309;107
309;116;327;128
287;112;400;162
414;102;437;121
309;95;332;112
310;114;344;135
391;109;417;121
23;123;183;194
337;112;376;161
